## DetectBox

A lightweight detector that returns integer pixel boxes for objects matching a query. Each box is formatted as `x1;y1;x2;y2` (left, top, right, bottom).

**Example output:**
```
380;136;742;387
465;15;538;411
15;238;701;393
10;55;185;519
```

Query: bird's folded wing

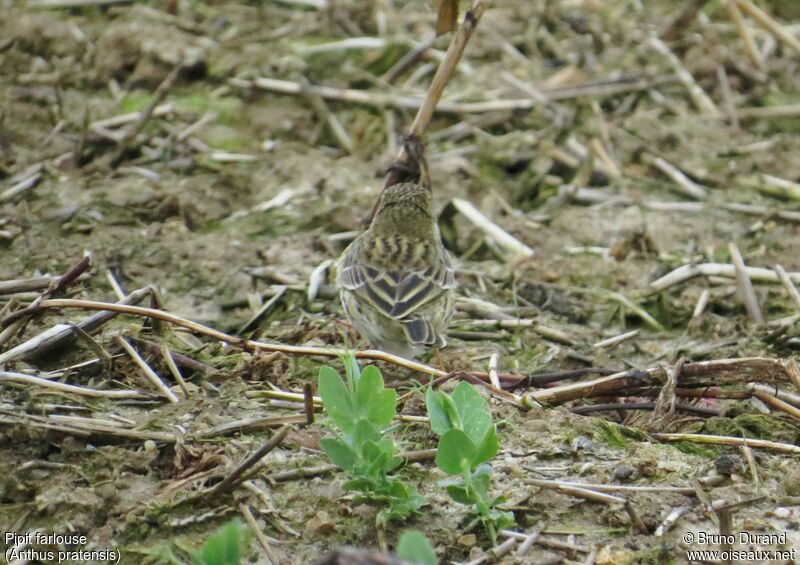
338;252;454;321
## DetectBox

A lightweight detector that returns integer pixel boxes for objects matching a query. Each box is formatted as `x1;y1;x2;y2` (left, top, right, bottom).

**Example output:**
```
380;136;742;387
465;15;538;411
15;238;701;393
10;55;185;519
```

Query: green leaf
193;519;251;565
320;438;358;471
387;454;404;472
441;391;462;430
358;365;396;428
474;499;491;516
444;482;472;504
318;366;355;433
343;477;379;492
435;429;476;475
342;354;361;391
386;479;410;499
397;530;438;565
451;382;493;444
486;509;515;531
352;418;382;447
376;485;425;526
472;425;499;466
426;387;452;436
375;437;395;459
470;466;492;498
362;439;392;478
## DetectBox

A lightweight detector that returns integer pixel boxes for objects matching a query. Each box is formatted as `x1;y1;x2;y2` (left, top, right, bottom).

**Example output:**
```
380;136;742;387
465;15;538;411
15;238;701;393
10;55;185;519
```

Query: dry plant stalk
724;0;765;70
735;0;800;55
652;432;800;454
27;298;449;377
376;0;486;204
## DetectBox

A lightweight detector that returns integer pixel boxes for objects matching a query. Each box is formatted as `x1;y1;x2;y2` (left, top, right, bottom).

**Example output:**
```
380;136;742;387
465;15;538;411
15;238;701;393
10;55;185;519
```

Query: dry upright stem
408;2;485;140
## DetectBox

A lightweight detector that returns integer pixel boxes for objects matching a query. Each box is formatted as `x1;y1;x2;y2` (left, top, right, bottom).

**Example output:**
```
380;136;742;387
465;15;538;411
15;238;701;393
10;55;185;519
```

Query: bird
336;142;455;358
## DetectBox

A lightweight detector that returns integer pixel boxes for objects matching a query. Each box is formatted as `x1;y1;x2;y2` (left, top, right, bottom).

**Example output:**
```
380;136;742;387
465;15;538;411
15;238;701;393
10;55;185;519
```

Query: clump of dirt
94;18;211;87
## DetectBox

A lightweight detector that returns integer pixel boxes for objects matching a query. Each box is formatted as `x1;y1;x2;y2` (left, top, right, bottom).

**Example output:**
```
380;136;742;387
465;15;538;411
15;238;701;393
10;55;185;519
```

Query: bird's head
370;182;434;238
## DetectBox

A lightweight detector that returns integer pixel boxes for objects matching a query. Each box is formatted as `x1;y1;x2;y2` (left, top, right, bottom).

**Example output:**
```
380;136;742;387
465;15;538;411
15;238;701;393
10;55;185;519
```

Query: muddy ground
1;0;800;563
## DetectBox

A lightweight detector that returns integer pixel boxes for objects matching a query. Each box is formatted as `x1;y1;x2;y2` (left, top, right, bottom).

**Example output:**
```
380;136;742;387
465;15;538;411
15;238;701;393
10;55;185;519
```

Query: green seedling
396;530;438;565
193;519;252;565
318;355;424;526
426;382;514;543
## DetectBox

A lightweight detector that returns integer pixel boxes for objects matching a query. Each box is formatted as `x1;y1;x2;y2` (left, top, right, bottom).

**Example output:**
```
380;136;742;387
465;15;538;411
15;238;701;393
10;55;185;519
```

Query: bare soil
1;1;799;564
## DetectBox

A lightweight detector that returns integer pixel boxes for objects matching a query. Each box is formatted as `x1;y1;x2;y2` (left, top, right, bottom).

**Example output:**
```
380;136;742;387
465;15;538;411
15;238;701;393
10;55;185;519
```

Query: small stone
715;455;736;476
304;511;336;536
770;507;791;519
525;419;549;433
542;269;560;282
572;436;593;452
507;461;523;476
596;544;636;565
614;465;636;482
457;534;477;547
782;466;800;496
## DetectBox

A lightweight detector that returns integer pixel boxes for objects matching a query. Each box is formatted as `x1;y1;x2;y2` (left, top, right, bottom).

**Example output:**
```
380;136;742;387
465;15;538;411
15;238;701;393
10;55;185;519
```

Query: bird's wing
401;318;447;347
388;254;454;318
338;242;454;321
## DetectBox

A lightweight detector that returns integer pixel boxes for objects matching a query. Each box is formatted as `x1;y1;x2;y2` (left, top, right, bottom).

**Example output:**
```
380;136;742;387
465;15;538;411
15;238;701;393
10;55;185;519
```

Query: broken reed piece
774;264;800;310
116;336;179;403
303;383;315;425
734;0;800;56
724;0;765;70
641;153;708;199
648;262;800;294
239;504;280;565
0;370;144;399
652;432;800;454
728;242;764;325
527;357;800;405
499;530;590;554
463;537;517;565
451;198;535;259
745;173;800;202
0;275;61;295
0;171;43;203
211;423;293;496
648;35;719;116
0;254;93;330
0;286;153;365
26;298;452;378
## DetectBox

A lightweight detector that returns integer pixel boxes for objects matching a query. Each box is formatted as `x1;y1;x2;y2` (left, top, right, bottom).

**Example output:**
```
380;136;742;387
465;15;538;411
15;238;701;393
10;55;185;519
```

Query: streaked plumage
337;182;455;358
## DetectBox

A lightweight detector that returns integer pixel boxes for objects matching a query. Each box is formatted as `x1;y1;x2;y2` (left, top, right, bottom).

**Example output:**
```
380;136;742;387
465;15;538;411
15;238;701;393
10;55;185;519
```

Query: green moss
702;413;789;441
594;420;629;448
300;40;407;79
174;94;243;124
668;441;719;458
119;92;153;113
636;545;675;565
123;542;185;565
